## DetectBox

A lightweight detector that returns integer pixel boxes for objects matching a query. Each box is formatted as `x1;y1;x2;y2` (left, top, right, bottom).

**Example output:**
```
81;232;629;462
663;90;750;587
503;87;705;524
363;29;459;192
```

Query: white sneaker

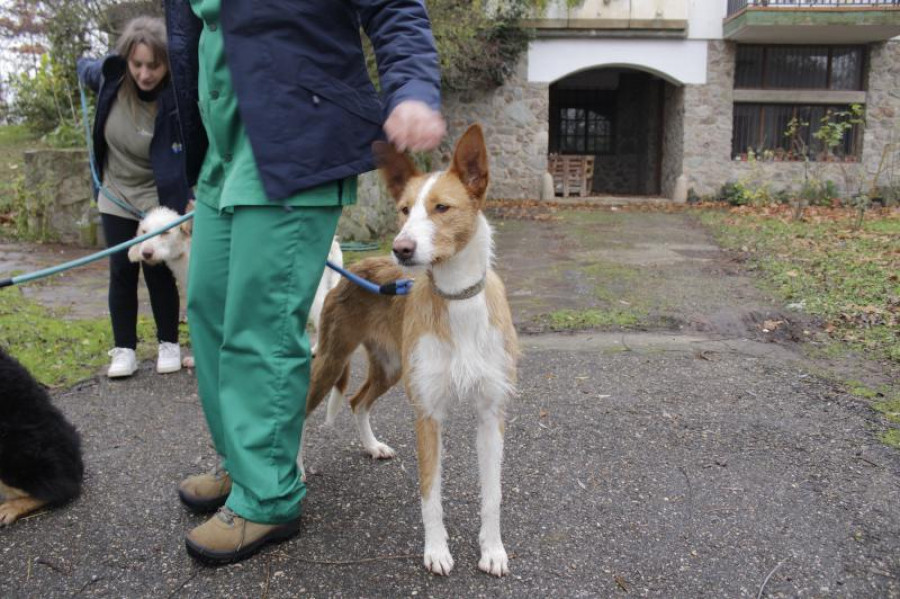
107;348;138;378
157;342;182;374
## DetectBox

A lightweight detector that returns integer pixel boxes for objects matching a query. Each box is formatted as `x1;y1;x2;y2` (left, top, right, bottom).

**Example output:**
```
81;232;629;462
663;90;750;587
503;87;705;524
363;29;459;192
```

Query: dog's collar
428;272;486;301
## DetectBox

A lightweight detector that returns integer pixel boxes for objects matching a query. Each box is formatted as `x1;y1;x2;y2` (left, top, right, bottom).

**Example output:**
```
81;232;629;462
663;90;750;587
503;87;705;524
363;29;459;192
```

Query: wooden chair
548;154;594;198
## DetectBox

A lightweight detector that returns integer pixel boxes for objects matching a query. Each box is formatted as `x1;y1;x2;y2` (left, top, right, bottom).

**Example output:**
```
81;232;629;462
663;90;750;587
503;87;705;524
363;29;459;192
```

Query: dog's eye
401;206;410;216
435;204;450;214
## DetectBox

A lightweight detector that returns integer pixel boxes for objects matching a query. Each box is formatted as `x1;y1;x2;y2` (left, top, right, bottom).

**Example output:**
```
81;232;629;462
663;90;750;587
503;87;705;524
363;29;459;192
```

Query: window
733;104;861;159
732;45;866;160
735;45;865;90
549;89;615;155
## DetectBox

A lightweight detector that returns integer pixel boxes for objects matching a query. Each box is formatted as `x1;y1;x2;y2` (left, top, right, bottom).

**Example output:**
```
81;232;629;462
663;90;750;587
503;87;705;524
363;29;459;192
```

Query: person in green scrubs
166;0;445;565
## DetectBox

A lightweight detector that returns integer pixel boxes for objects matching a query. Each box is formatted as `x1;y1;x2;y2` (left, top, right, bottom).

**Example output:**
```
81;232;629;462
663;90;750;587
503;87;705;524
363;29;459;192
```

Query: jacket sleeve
164;0;208;188
76;57;104;93
354;0;441;118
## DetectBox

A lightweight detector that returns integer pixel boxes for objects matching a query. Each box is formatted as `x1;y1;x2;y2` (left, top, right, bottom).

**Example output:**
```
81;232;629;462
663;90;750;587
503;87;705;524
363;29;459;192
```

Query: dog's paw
0;501;24;527
478;545;509;577
0;505;14;526
423;546;454;576
364;441;396;460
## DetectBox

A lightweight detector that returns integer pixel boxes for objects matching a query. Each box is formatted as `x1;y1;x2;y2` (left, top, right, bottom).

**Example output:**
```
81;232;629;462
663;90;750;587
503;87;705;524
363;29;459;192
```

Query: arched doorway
549;67;673;197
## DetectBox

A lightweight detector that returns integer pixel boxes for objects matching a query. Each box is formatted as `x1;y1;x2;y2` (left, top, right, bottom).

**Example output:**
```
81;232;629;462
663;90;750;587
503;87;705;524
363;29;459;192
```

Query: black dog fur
0;346;83;521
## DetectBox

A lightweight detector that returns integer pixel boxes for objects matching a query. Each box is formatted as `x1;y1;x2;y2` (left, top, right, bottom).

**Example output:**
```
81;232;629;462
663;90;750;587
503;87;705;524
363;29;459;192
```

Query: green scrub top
189;0;357;211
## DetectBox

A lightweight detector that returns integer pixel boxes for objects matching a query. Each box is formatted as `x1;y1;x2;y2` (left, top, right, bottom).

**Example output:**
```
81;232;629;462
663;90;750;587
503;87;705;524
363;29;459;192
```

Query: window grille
549;89;615;155
732;45;866;160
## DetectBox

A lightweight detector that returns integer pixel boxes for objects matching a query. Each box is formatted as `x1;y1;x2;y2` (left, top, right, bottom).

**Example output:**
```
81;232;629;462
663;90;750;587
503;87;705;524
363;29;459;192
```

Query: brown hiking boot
178;465;232;513
185;507;301;565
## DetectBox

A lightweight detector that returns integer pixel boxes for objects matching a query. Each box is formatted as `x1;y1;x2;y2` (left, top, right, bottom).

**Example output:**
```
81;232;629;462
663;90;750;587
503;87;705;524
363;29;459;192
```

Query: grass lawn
0;284;188;388
702;204;900;448
701;205;900;365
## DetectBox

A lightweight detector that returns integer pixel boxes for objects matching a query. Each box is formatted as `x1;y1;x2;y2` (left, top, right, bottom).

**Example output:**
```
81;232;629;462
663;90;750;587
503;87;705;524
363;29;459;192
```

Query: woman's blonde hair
115;16;169;110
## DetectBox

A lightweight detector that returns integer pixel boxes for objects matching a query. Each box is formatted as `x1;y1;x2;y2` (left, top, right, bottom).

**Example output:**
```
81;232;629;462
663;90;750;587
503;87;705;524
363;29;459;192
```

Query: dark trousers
101;212;180;349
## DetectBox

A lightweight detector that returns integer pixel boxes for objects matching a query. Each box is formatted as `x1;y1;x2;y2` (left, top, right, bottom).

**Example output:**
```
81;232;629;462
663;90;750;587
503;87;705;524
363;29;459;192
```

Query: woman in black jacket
77;16;193;379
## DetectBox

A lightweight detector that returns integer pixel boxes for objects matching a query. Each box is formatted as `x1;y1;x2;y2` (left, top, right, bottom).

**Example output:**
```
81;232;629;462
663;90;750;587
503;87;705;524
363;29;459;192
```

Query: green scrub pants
186;200;341;524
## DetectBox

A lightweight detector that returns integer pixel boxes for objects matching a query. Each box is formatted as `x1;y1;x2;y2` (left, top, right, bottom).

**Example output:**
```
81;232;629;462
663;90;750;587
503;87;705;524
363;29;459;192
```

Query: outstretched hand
384;100;446;152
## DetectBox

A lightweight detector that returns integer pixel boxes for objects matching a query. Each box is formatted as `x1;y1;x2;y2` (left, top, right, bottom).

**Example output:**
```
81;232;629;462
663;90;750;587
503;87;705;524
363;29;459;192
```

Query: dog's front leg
476;399;509;576
416;413;453;575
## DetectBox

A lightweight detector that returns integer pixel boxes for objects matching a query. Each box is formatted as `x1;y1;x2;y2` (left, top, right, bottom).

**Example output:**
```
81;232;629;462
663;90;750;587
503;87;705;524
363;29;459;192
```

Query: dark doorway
549;68;665;196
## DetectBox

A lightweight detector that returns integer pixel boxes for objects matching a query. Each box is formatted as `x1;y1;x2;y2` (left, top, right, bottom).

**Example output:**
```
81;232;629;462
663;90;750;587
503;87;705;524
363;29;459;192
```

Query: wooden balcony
725;1;900;43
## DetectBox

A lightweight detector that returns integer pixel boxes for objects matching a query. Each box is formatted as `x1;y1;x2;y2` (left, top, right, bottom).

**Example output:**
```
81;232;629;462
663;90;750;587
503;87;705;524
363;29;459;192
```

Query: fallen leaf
615;575;630;592
762;320;784;331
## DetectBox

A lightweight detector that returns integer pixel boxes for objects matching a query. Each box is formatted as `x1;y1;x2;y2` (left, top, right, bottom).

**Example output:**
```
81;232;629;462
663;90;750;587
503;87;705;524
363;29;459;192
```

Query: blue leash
0;209;411;295
1;217;411;296
4;81;411;295
0;211;193;288
325;260;413;296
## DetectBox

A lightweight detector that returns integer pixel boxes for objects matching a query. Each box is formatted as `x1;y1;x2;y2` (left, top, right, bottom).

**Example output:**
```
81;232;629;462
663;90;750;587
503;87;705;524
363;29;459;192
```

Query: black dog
0;347;83;525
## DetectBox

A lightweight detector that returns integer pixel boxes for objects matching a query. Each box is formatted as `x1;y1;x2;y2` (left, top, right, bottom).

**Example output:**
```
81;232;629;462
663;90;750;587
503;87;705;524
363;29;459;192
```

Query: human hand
384;100;446;152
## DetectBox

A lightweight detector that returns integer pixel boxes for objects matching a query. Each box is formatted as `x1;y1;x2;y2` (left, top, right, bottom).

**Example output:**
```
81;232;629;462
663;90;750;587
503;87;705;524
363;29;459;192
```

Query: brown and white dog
304;124;518;577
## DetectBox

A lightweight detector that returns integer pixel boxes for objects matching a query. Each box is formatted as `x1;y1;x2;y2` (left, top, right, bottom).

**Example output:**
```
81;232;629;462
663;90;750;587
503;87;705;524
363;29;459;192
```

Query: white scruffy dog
310;237;343;356
127;206;192;290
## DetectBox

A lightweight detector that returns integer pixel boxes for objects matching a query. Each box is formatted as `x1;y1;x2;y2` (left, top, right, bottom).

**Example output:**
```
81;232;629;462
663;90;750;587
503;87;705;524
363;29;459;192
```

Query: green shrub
719;181;749;206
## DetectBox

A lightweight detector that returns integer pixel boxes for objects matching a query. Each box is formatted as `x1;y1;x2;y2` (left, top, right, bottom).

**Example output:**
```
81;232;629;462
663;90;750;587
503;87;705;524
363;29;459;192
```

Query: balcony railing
728;0;900;18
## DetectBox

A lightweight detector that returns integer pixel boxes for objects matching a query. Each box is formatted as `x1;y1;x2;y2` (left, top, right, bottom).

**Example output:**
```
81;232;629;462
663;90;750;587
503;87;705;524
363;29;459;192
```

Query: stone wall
861;40;900;192
681;40;736;197
336;171;397;242
23;150;98;246
440;56;550;200
661;83;685;198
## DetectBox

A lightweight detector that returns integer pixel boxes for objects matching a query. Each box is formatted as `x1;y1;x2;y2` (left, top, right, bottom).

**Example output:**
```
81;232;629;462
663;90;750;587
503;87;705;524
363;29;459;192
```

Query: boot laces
216;506;237;526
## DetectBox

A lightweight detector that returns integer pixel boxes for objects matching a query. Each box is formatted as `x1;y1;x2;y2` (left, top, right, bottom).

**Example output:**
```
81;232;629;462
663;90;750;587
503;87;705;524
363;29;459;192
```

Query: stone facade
661;84;685;199
440;57;550;200
336;171;397;242
680;40;735;198
860;40;900;192
679;39;900;199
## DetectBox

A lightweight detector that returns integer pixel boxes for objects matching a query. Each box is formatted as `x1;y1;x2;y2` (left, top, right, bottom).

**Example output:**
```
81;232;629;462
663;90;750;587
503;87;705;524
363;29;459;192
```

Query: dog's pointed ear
373;141;419;203
450;124;489;204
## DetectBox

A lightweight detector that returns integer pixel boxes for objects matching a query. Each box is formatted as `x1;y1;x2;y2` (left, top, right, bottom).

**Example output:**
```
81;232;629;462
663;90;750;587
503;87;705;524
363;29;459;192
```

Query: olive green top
99;88;159;220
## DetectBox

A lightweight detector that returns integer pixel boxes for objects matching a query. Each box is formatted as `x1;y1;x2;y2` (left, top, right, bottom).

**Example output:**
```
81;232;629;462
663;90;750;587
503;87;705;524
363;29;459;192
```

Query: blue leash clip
325;260;412;296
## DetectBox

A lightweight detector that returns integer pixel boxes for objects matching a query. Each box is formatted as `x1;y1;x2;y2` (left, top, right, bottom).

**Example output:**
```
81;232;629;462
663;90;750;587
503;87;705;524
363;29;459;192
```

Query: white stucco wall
527;38;709;85
688;0;727;40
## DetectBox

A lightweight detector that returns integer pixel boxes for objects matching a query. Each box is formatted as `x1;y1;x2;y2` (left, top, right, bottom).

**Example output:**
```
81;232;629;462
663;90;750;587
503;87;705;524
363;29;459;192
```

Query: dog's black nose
142;249;154;260
392;239;416;262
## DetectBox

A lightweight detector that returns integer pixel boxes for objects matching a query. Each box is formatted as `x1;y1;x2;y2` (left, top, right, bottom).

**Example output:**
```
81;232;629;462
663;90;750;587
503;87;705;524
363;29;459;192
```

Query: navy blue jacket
77;55;194;214
164;0;441;202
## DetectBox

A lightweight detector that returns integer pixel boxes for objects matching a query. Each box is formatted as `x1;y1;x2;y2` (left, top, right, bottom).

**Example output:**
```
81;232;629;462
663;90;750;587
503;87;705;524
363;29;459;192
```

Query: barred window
549;89;615;155
732;45;866;160
735;45;865;90
733;104;861;159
